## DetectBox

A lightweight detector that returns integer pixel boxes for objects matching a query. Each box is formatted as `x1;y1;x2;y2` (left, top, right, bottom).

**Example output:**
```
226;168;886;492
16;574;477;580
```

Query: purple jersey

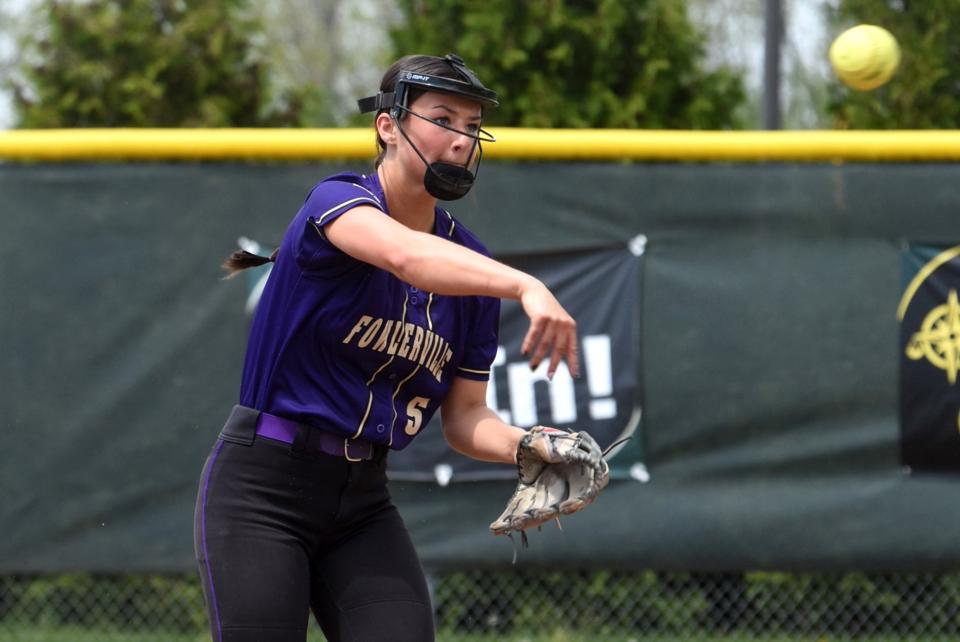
238;171;500;450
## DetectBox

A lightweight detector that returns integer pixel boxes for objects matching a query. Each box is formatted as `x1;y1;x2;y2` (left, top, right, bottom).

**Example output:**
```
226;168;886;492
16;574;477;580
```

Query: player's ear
376;112;398;146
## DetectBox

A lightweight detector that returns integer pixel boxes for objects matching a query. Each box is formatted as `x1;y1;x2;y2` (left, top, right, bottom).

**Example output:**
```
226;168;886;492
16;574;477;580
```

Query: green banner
3;162;960;573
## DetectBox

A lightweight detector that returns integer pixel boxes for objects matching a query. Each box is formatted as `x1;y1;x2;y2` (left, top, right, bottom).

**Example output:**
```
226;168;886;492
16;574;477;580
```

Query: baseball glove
490;426;610;555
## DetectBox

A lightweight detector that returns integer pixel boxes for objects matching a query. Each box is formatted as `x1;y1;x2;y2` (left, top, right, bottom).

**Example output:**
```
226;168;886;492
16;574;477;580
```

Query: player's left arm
440;376;525;464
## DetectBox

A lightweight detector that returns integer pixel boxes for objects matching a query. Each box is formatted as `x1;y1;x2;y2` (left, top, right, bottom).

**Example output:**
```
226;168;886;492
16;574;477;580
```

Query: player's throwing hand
519;278;579;379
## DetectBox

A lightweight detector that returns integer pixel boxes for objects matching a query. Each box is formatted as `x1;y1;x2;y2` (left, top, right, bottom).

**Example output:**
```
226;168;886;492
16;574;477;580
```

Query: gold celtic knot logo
906;289;960;384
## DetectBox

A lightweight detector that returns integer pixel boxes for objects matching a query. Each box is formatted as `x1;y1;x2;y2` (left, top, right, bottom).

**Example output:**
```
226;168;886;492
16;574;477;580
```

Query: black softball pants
193;418;434;642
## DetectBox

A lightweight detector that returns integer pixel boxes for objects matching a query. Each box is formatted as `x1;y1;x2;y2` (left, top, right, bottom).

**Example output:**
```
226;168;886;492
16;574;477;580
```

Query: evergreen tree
388;0;746;129
10;0;290;127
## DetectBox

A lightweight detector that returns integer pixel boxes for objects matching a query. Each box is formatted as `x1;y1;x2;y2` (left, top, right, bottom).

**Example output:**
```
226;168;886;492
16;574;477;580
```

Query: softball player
194;53;579;642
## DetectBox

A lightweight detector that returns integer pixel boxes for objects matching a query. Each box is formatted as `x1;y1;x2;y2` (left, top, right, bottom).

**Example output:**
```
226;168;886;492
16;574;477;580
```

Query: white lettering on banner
487;334;616;427
583;335;617;419
507;361;577;426
484;347;511;423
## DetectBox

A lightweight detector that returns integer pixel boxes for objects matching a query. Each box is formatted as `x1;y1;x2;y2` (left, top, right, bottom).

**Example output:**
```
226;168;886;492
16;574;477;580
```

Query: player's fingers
564;330;580;378
528;322;557;371
547;323;574;379
521;317;546;357
546;341;563;380
545;319;578;379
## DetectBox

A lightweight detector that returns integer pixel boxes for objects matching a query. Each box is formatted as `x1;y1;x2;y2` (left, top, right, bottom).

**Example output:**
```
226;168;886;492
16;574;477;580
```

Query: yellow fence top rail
3;128;960;161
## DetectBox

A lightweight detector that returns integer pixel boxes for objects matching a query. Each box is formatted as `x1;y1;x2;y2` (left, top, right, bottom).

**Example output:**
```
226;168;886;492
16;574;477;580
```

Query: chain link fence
1;570;959;641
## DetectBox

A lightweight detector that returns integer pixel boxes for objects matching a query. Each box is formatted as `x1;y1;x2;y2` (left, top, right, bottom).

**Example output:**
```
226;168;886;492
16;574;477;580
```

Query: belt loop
291;424;312;455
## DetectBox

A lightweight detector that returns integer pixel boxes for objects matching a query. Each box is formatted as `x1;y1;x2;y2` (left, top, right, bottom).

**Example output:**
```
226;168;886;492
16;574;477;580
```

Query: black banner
898;243;960;474
389;242;646;482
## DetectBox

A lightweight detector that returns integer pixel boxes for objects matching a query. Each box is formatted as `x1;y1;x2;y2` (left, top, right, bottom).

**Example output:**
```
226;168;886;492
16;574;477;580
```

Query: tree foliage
11;0;289;127
388;0;746;129
828;0;960;129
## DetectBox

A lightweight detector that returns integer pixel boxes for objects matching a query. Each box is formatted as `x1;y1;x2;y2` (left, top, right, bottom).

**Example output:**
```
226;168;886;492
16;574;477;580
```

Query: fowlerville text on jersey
342;315;454;382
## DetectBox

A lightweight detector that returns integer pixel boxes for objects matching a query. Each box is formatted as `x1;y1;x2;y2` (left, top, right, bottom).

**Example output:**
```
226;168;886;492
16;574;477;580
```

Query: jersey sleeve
294;178;385;270
456;295;501;381
442;213;502;382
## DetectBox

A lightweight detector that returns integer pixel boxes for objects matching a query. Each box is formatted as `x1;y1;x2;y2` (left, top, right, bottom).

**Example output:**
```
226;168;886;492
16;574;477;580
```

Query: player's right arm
324;205;578;378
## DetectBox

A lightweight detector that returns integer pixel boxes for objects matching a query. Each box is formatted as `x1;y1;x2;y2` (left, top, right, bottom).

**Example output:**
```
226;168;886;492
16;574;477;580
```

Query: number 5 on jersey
404;396;430;435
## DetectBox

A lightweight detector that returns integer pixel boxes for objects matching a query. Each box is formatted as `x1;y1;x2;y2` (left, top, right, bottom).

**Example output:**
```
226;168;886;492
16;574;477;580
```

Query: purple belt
256;412;376;461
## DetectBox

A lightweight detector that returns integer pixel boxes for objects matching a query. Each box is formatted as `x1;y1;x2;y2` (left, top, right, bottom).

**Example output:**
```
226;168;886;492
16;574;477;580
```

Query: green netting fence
2;570;959;642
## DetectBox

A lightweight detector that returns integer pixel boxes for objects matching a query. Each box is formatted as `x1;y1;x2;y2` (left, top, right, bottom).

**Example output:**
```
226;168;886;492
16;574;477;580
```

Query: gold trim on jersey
442;209;456;237
354;394;374;440
457;366;490;375
352;292;409;439
354;178;385;207
388;362;424;447
317;196;382;225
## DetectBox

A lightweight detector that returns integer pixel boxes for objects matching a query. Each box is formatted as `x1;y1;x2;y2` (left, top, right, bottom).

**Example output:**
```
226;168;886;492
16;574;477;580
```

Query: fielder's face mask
358;54;498;201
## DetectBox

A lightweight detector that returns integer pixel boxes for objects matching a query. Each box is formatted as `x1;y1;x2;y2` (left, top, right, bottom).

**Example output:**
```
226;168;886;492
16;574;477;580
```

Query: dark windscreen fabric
2;162;958;572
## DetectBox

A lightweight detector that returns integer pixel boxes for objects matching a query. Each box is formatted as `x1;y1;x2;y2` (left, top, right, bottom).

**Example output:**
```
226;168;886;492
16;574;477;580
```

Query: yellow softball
829;24;901;91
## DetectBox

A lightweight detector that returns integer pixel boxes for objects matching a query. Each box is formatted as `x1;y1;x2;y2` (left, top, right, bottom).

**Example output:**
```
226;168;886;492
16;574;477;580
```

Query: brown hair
221;247;279;279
